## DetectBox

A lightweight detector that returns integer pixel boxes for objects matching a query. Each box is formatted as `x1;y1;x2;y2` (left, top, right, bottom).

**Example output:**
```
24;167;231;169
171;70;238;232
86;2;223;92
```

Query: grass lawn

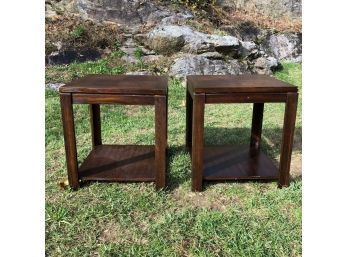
45;63;302;257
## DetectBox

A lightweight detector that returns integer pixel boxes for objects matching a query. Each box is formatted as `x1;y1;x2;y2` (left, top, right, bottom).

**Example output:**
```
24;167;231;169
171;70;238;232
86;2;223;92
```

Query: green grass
45;62;302;256
45;47;173;84
45;50;127;83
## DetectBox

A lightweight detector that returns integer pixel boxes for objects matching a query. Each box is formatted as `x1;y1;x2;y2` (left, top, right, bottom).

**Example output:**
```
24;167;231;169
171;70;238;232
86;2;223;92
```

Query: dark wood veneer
59;75;167;95
186;75;298;191
79;145;156;182
60;75;168;190
187;75;297;94
203;146;278;180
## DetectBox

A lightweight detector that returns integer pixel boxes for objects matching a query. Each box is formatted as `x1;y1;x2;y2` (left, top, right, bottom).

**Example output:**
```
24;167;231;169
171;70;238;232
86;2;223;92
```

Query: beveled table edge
187;75;298;95
59;75;168;95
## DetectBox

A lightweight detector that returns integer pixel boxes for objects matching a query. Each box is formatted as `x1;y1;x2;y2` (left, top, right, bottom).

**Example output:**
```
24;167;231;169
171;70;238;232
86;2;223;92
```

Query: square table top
59;75;168;95
187;75;298;94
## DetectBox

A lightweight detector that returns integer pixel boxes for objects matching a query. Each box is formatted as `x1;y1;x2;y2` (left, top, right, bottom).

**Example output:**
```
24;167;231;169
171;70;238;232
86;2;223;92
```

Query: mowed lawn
45;63;302;257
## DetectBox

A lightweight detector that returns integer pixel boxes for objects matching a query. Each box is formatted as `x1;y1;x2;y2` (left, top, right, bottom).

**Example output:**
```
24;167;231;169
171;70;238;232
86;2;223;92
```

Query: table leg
279;92;298;187
192;93;205;192
155;95;167;190
60;93;79;190
250;103;264;152
166;94;168;150
89;104;102;149
186;88;193;153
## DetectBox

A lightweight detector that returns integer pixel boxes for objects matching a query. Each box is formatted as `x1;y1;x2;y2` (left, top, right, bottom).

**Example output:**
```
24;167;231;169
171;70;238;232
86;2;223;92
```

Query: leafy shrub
71;25;86;39
113;40;122;50
134;47;144;69
134;47;143;61
111;65;125;74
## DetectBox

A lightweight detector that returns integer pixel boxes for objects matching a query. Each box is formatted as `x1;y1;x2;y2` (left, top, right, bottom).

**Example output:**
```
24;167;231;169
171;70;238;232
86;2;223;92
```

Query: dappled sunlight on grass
46;63;302;256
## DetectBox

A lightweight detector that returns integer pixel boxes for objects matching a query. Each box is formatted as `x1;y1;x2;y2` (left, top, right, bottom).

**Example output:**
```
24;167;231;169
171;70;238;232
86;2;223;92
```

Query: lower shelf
78;145;156;182
203;145;279;181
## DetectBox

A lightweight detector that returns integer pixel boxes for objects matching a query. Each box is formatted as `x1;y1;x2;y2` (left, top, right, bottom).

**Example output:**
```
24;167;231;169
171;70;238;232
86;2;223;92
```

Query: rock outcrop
261;33;302;62
75;0;193;31
144;25;240;55
169;56;250;78
45;0;301;77
142;25;280;77
253;57;280;75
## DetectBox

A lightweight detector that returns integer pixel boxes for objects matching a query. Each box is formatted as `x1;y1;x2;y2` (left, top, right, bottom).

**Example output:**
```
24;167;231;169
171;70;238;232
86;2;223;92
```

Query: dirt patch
99;221;148;245
290;153;302;179
172;187;240;211
99;222;126;243
124;106;144;116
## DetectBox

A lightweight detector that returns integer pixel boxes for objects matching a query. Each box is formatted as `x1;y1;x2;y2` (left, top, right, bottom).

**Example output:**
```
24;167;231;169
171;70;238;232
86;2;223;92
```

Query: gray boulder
46;0;75;18
198;51;224;60
261;33;302;62
222;27;302;63
121;48;162;64
240;41;259;59
253;57;280;75
169;55;248;78
75;0;193;32
46;83;64;92
145;25;240;55
120;47;138;63
45;3;58;18
146;26;187;55
76;0;168;28
160;12;194;25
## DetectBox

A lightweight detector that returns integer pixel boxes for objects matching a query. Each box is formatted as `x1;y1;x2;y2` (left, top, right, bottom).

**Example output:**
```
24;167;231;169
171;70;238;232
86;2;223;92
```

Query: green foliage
134;47;144;69
113;40;122;50
46;63;302;256
45;51;128;82
71;25;86;39
111;65;125;74
65;59;125;77
134;47;143;61
110;48;126;58
46;205;71;227
69;59;110;76
111;40;126;59
274;62;302;87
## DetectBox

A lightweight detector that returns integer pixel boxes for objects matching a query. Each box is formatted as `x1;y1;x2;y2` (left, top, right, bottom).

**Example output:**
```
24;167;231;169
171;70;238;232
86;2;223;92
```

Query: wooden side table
186;75;298;191
59;75;168;190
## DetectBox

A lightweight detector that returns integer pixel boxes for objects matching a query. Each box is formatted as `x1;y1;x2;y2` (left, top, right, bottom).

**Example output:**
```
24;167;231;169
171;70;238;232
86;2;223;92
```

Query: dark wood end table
59;75;168;190
186;75;298;192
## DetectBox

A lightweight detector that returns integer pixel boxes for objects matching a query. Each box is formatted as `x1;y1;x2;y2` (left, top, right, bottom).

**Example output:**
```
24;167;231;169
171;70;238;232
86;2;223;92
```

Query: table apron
205;93;287;103
72;93;155;105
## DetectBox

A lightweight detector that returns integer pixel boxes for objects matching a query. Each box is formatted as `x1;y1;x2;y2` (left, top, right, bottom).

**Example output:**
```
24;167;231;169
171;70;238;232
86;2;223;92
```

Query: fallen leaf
58;179;69;190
